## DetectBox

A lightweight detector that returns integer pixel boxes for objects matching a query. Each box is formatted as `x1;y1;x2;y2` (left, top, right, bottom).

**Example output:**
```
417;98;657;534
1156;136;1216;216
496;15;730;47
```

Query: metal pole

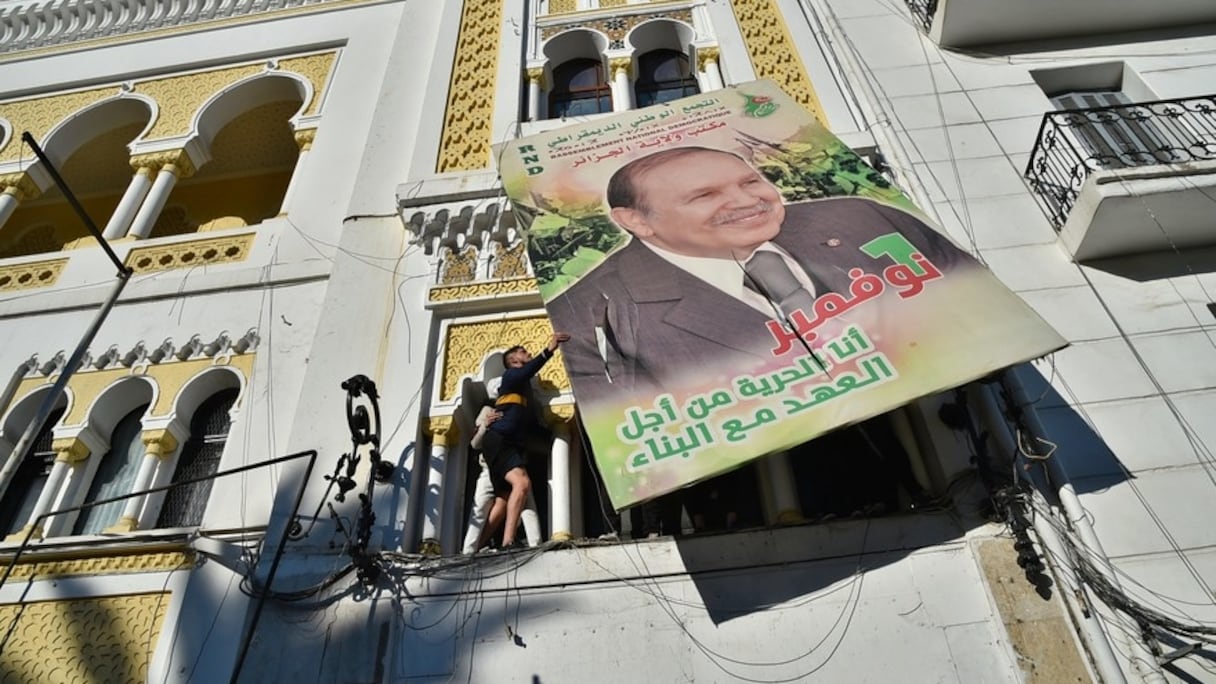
20;132;127;275
0;133;134;504
1003;372;1166;684
0;450;318;593
0;265;129;505
230;452;318;684
971;383;1127;684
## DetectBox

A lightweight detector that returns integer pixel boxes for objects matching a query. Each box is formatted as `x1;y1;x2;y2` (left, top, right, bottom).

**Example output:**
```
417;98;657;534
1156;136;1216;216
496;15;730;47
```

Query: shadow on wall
1084;243;1216;282
1008;364;1134;496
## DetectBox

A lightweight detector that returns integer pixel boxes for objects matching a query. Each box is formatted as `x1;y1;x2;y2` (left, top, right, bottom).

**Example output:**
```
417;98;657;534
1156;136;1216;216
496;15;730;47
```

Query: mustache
711;201;774;226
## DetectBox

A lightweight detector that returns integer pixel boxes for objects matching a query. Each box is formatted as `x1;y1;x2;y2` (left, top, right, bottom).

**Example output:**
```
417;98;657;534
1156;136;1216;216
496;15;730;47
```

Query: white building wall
812;1;1216;680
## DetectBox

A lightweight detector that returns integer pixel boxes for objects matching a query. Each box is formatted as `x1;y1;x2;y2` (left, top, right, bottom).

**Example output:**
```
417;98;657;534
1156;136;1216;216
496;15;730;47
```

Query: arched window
74;405;148;535
634;50;699;108
0;407;66;536
157;389;237;528
549;59;613;118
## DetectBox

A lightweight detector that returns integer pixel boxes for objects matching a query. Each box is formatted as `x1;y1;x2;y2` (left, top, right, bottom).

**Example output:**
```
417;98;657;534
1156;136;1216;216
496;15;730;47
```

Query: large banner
495;80;1064;510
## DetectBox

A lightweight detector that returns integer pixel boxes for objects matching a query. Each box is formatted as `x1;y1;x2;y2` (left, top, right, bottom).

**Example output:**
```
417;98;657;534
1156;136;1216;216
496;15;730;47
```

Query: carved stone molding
696;46;721;72
427;277;539;304
609;56;633;78
141;429;179;458
128;149;198;179
124;233;255;274
491;241;529;279
0;171;42;201
439;245;479;285
293;128;317;151
6;551;193;580
541;8;693;42
0;0;356;62
51;436;91;463
426;415;458;447
0;258;67;292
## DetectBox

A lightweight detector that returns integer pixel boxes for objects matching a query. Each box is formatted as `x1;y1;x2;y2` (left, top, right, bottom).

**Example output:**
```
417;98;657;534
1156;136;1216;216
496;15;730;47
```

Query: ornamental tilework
124;233;255;274
729;0;827;124
0;593;169;683
441;317;569;401
541;9;693;41
0;258;66;291
436;0;504;172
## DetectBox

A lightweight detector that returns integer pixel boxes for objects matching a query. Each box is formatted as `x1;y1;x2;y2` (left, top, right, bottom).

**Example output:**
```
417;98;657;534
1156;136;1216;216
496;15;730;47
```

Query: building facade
0;0;1213;681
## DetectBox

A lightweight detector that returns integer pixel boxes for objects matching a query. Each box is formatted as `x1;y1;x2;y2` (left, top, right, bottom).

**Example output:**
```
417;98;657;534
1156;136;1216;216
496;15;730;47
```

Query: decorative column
697;47;724;91
525;67;546;121
125;150;197;239
891;407;931;491
547;408;575;541
278;129;316;216
0;172;41;230
101;163;155;239
761;451;802;524
5;436;90;542
420;416;457;556
609;57;634;113
104;429;178;533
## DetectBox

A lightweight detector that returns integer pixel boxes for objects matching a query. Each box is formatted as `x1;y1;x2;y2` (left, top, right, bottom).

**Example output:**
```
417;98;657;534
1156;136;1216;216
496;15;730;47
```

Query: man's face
612;151;785;259
506;349;532;368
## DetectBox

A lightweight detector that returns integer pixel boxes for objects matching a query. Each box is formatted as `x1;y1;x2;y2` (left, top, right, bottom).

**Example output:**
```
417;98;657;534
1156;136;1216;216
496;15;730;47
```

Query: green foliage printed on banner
528;129;917;300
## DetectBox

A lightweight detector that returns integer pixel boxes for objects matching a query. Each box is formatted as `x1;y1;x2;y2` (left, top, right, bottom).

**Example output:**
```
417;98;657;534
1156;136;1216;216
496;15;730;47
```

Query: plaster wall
817;1;1216;680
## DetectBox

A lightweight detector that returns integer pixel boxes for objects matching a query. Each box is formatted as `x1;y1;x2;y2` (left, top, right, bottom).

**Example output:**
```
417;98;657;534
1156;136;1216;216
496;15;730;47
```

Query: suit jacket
546;197;963;405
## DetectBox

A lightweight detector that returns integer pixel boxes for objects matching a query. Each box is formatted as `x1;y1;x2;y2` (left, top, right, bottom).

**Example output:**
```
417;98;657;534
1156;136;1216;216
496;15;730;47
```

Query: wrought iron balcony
1025;95;1216;232
903;0;937;32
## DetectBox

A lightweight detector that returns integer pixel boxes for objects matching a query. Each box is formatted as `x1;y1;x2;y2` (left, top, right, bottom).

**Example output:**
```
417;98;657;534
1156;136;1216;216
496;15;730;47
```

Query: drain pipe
970;382;1127;684
1000;373;1166;684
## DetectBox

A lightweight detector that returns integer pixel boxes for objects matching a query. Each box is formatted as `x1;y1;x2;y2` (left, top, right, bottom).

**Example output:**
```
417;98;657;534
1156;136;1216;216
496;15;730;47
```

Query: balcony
1024;95;1216;261
912;0;1216;48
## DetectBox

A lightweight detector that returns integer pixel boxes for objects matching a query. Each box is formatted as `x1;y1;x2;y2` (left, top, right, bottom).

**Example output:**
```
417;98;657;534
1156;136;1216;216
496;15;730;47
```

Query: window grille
157;389;237;528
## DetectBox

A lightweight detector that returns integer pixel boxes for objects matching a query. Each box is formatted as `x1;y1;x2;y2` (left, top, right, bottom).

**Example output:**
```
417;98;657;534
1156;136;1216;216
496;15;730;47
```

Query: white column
548;421;572;541
4;437;88;542
278;129;315;216
126;151;196;240
698;47;724;91
0;192;20;229
106;430;177;533
891;407;931;491
0;172;40;230
568;421;585;538
419;417;456;555
610;57;634;113
526;68;544;122
102;165;154;239
762;451;802;523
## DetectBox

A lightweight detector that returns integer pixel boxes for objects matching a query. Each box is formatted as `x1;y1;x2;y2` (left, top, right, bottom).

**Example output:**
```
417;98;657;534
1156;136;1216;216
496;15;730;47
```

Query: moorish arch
0;96;153;256
147;73;308;238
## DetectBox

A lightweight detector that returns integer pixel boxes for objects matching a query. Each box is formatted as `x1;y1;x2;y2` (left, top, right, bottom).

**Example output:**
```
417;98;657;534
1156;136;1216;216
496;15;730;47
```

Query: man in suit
545;145;964;406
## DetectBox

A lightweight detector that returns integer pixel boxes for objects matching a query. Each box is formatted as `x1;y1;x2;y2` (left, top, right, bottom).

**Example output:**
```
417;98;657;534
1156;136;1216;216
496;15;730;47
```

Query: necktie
743;251;830;319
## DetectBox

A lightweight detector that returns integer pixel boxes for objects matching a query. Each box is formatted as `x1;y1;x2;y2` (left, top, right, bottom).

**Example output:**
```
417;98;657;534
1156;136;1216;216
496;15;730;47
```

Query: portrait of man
544;145;965;406
496;80;1062;508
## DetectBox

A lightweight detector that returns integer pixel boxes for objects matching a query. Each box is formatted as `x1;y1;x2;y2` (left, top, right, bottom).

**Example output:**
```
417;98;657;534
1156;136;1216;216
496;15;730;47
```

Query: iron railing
1024;95;1216;229
904;0;937;32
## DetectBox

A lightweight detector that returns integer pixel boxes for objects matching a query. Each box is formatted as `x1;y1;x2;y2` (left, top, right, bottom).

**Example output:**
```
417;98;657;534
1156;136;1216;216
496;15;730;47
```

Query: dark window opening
157;388;238;528
0;407;66;536
549;59;613;118
634;50;700;108
74;404;148;535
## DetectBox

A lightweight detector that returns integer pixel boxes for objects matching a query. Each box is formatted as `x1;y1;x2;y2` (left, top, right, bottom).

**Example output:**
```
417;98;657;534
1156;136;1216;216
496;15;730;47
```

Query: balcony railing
1024;95;1216;229
903;0;937;31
